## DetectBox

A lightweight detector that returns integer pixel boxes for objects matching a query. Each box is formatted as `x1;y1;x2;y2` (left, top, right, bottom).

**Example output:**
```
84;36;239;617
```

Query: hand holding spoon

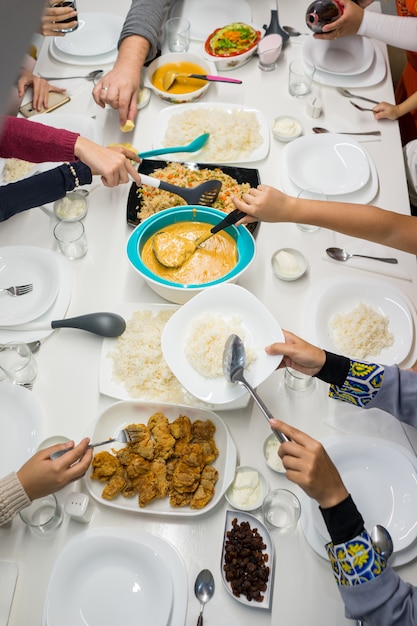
194;569;215;626
326;247;398;264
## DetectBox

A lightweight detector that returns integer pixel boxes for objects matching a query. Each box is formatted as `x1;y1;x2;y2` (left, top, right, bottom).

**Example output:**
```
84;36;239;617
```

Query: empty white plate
285;134;370;196
53;13;123;57
303;34;374;75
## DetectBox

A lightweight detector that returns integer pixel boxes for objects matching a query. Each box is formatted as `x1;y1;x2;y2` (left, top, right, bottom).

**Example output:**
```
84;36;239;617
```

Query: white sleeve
358;10;417;52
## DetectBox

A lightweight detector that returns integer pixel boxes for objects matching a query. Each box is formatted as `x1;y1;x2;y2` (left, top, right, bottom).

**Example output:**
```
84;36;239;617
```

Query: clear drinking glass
296;189;327;232
50;0;78;33
289;59;315;97
0;342;38;386
262;488;301;532
19;494;63;536
54;219;88;259
165;17;190;53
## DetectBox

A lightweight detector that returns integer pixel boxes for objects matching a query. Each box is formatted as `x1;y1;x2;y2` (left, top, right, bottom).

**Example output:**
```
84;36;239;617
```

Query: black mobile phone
19;92;71;118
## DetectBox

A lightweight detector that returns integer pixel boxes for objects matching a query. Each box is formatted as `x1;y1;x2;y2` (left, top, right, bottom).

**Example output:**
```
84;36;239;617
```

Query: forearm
0;472;31;525
358;11;417;52
119;0;171;62
396;91;417;117
112;36;150;77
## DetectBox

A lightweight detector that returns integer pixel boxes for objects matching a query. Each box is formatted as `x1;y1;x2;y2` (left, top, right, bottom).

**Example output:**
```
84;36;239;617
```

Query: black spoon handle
210;209;247;234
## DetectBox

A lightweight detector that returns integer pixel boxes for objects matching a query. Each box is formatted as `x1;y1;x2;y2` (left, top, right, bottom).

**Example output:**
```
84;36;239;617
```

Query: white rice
329;302;394;359
163;108;263;162
184;313;258;378
2;158;35;182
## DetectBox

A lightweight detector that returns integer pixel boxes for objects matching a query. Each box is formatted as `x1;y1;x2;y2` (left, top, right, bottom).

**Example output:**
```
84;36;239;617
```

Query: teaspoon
357;526;393;626
39;69;104;81
337;87;379;105
326;247;398;264
194;569;215;626
283;25;309;36
313;127;381;136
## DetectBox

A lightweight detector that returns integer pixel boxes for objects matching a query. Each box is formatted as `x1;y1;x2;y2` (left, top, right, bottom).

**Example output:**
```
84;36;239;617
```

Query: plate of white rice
304;276;415;365
161;283;284;404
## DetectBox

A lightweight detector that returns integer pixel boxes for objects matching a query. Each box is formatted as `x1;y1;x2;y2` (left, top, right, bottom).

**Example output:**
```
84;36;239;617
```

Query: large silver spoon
38;69;103;81
0;312;126;337
326;247;398;264
313;126;381;136
223;334;289;444
337;88;379;105
194;569;215;626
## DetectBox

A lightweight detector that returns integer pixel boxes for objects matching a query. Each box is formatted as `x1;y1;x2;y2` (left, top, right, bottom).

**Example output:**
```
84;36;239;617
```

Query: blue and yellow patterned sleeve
326;529;387;587
329;361;385;408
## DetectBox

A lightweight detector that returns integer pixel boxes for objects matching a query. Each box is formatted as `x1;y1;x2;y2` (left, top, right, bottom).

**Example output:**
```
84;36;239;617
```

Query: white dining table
1;0;417;625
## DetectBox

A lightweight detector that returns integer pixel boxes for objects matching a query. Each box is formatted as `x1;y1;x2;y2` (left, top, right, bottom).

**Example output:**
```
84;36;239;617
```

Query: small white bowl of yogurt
225;465;268;512
271;247;307;281
54;190;88;221
263;434;286;474
272;116;302;142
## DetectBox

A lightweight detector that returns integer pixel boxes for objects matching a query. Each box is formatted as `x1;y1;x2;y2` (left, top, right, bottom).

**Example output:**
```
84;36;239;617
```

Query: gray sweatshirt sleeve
119;0;172;62
366;365;417;427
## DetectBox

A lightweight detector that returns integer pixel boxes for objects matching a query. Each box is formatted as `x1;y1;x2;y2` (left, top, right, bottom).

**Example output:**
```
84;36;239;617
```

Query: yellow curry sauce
152;61;207;94
142;221;238;284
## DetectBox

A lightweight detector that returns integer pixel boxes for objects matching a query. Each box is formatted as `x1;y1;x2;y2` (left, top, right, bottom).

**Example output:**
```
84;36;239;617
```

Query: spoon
0;312;126;337
283;25;309;36
139;174;222;206
152;208;246;268
38;69;103;81
313;126;381;136
337;87;379;105
162;71;242;91
194;569;215;626
326;247;398;264
357;526;393;626
223;334;289;444
138;133;209;159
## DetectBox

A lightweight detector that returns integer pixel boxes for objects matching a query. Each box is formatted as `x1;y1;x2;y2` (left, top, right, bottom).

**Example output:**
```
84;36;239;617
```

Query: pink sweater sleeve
0;115;80;163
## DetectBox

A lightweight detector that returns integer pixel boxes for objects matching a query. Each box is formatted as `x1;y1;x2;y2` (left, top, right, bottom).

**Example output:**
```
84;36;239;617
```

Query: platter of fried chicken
86;401;237;516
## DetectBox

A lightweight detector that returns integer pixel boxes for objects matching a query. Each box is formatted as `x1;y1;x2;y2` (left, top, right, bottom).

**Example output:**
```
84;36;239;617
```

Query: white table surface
1;1;417;625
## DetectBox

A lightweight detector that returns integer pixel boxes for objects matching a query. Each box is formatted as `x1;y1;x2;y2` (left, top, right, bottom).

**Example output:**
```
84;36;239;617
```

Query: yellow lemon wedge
120;120;135;133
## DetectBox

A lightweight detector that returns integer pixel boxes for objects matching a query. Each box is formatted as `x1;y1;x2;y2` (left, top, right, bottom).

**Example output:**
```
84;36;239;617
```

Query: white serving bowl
225;466;268;511
126;206;256;304
203;23;262;71
144;52;215;104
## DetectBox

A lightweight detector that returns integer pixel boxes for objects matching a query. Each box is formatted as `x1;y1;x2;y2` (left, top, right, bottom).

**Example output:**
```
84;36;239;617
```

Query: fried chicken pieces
90;412;219;509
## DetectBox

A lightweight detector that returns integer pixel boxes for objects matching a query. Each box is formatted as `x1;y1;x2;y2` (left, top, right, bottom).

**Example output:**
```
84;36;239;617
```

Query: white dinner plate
306;40;386;88
221;510;274;609
161;284;284;405
49;38;117;67
304;276;414;365
298;437;417;564
0;561;18;626
285;134;370;196
170;0;252;41
53;13;123;57
0;253;72;343
152;103;270;164
43;528;187;626
280;139;379;205
0;384;44;475
0;247;60;326
85;400;237;516
302;35;374;75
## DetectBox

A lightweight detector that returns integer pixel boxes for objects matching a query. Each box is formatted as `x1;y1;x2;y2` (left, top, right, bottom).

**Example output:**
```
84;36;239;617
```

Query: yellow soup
152;61;208;94
142;221;238;284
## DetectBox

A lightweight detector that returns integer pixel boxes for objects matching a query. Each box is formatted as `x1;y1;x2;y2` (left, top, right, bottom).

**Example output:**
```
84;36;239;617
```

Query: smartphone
19;92;71;118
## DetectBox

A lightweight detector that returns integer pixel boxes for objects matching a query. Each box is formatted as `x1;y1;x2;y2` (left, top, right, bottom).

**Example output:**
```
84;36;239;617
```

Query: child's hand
373;101;400;121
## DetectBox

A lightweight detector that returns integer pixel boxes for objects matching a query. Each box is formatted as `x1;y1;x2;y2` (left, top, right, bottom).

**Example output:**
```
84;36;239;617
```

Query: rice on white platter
163;108;263;162
184;313;258;378
2;158;35;182
329;302;394;359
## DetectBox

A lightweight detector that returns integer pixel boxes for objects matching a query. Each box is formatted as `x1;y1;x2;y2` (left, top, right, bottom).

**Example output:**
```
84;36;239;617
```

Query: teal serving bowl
126;205;256;304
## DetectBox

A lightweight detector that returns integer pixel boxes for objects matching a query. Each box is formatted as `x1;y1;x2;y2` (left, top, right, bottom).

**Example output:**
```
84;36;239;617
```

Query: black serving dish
126;159;260;236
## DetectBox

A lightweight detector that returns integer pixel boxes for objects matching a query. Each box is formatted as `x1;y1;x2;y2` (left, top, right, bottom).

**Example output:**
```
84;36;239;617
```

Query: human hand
17;69;67;111
232;184;294;223
74;136;142;187
315;0;364;39
373;101;400;121
92;65;140;127
40;4;78;37
16;438;93;501
265;330;326;375
270;419;349;509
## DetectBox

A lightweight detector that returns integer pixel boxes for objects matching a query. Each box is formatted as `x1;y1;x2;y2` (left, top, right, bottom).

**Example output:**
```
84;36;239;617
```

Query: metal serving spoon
350;100;375;112
313;126;381;136
162;71;242;91
337;87;379;105
138;133;209;159
0;312;126;337
326;247;398;264
283;25;309;36
357;526;393;626
39;69;103;81
223;334;289;444
153;208;246;268
194;569;215;626
139;174;222;206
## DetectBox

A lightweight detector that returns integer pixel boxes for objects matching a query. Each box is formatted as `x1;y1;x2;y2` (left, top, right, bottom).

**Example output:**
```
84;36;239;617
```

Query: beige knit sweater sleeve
0;472;31;525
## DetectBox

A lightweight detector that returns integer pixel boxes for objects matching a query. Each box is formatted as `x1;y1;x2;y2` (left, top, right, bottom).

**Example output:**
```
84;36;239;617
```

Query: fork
0;284;33;296
350;100;375;112
49;427;134;459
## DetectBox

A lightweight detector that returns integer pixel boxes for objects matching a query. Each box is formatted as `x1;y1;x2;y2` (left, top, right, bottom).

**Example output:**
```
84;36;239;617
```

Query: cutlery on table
283;25;309;36
312;126;381;136
162;70;242;91
38;69;104;81
350;100;375;112
0;284;33;297
357;526;393;626
0;312;126;337
50;427;136;459
336;87;379;105
138;133;209;159
139;174;222;206
194;569;215;626
326;247;398;264
223;334;290;444
153;208;246;268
